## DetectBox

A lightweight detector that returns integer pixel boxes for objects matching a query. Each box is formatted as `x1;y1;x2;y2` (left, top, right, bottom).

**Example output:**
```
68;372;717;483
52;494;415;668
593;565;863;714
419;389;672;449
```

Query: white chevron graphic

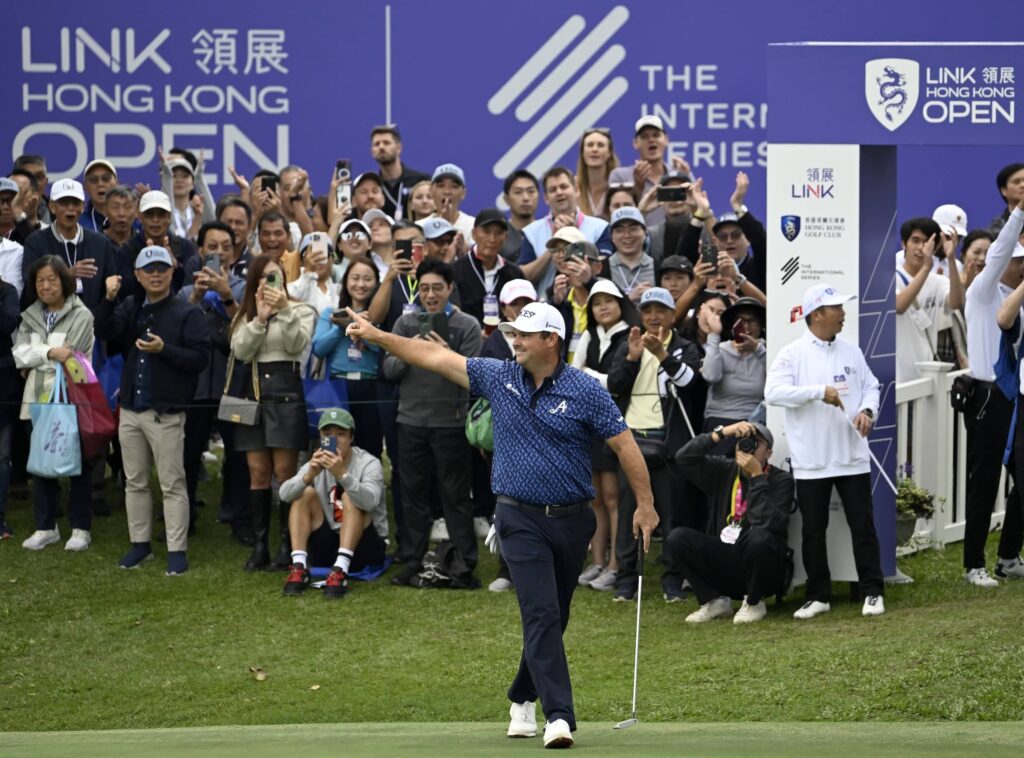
488;5;631;205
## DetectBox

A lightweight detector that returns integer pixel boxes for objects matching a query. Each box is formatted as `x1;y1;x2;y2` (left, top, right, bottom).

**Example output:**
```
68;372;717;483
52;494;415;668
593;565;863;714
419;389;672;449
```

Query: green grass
2;459;1024;734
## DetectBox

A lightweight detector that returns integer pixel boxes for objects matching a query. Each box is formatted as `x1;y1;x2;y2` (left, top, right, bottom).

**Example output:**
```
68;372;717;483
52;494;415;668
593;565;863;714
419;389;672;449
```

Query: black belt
496;496;590;518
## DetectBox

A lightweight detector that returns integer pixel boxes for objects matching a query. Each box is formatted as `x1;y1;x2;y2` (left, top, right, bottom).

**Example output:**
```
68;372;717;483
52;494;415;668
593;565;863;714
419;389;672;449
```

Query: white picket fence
895;361;1008;552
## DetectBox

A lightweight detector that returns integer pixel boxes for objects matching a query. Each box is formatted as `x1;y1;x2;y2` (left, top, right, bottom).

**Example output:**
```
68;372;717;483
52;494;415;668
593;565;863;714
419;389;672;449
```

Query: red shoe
324;567;348;599
282;564;310;596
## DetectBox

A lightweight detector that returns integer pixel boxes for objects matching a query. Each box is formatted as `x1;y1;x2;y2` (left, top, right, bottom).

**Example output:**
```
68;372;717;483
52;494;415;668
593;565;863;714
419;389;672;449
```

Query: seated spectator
279;408;388;599
118;191;198;300
288;232;341;313
701;297;768;452
667;421;793;624
576;128;619;219
13;256;95;551
607;207;656;303
572;279;639;591
0;275;17;539
608;287;700;602
96;246;210;574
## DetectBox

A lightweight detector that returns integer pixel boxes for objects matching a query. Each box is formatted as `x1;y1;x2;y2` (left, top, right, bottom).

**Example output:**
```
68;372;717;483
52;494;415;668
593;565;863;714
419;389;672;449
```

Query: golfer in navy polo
345;302;657;749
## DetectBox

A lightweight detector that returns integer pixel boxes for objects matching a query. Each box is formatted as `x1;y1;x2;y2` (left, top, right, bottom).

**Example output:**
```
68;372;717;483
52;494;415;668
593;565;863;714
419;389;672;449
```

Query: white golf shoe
685;596;733;623
22;528;60;551
64;529;92;552
733;598;767;624
793;600;831;620
543;719;573;748
508;701;537;738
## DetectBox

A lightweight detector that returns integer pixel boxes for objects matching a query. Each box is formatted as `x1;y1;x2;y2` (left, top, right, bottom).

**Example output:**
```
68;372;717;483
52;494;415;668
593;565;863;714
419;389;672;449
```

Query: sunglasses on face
715;230;744;242
86;173;114;184
140;263;171;274
340;231;369;242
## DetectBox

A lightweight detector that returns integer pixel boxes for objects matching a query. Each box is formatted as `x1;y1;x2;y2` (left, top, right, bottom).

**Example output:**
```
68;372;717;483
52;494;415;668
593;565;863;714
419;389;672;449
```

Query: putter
614;543;644;730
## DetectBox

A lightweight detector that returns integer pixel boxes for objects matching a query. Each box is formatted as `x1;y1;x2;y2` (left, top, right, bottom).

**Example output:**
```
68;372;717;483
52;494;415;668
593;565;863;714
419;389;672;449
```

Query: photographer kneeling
666;421;793;624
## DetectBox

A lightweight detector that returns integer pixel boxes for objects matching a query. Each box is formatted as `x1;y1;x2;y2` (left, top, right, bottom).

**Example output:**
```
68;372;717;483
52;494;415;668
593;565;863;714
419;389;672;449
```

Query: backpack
465;397;493;452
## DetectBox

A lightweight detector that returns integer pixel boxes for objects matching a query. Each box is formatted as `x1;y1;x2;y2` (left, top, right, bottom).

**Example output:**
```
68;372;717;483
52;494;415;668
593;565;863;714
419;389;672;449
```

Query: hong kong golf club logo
781;215;801;242
865;58;920;131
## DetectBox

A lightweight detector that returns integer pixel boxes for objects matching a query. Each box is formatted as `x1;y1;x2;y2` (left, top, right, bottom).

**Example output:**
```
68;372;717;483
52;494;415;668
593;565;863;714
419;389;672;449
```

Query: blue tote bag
27;363;83;478
303;355;349;438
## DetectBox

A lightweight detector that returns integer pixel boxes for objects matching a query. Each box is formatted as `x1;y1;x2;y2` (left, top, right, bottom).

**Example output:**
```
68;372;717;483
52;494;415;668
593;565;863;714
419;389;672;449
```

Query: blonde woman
576;128;619;218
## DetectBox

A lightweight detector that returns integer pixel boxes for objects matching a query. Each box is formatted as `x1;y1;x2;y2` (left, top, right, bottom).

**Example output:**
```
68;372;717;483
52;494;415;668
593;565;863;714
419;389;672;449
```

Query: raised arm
344;308;469;389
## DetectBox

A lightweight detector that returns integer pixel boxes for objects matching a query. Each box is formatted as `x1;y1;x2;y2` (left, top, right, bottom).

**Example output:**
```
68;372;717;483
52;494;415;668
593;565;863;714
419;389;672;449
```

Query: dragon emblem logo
865;58;920;131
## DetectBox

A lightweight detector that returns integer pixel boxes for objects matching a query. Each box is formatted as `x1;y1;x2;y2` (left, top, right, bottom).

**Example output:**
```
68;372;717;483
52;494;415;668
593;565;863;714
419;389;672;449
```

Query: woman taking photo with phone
310;258;383;457
231;255;317;570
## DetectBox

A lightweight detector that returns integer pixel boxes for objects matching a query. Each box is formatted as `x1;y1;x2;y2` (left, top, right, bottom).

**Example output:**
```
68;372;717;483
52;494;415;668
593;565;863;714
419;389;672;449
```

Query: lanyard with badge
896;268;934;334
617;261;643;297
382;181;404;220
399;275;419;315
720;475;748;544
470;253;501;326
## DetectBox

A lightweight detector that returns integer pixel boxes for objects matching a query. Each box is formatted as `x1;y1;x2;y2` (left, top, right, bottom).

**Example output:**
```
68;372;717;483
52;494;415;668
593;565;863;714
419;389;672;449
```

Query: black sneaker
390;562;422;586
661;576;687;603
0;521;12;540
283;564;310;596
323;567;348;599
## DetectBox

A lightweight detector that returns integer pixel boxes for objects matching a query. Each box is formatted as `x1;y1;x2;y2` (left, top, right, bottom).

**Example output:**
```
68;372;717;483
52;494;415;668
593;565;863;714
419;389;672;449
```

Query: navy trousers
495;502;595;731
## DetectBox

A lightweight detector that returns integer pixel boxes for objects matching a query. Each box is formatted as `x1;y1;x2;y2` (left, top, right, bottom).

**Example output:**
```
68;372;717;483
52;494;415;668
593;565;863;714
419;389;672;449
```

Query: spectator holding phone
336;218;373;273
608;116;675;225
384;258;483;588
230;255;317;571
645;172;695;265
13;256;95;551
549;239;601;362
288;232;341;313
279;408;388;599
95;246;210;574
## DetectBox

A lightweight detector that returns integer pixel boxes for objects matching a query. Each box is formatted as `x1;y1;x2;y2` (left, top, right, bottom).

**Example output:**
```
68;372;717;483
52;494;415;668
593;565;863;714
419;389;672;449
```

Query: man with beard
370;125;429;221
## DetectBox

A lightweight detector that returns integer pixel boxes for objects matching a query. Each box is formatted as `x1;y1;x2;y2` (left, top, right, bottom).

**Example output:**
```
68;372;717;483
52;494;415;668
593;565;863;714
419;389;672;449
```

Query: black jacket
94;292;210;414
117;232;198;301
678;210;767;292
675;432;793;540
450;252;524;326
21;227;118;312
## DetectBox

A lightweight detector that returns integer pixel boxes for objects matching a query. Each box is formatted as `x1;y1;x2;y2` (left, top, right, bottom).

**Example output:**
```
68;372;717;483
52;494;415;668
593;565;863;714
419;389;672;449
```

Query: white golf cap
802;283;855;318
932;204;968;237
165;158;194;177
586;279;624;303
361;208;395;227
634;115;665;134
50;178;85;202
498;302;566;340
548;226;585;246
139;190;172;214
499;278;537;305
84;159;117;177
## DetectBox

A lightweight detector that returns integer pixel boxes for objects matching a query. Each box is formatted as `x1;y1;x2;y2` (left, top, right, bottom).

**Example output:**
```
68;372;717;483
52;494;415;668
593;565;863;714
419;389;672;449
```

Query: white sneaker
508;701;537;738
543;718;573;748
996;557;1024;579
474;517;491;539
588;566;618;591
578;562;604;586
862;595;885;616
965;567;999;588
64;529;92;552
201;450;217;463
733;598;767;624
685;596;733;623
22;528;60;551
793;600;831;620
489;577;513;592
429;518;449;542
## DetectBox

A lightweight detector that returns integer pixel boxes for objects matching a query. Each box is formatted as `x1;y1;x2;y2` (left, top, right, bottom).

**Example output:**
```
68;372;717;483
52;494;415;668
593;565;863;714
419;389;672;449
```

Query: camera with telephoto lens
737;436;758;453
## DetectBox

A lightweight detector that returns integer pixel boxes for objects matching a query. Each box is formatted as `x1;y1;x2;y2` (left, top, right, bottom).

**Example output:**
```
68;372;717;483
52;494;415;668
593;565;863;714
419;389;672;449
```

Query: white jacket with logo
765;331;880;480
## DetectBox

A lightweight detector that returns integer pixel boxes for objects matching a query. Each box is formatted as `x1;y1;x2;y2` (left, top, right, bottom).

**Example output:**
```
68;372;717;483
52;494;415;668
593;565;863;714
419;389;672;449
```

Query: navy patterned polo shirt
467;357;627;505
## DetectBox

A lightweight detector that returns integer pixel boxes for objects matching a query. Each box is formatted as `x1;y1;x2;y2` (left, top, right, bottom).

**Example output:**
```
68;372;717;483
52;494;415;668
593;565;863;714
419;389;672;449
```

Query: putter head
614;717;638;730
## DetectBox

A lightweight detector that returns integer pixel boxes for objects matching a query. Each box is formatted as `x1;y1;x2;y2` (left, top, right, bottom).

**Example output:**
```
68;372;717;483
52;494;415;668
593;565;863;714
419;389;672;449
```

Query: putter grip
637;542;644;574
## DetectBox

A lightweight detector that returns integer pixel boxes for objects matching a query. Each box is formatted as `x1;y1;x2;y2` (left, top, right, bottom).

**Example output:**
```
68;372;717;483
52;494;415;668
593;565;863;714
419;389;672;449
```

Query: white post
916;361;954;546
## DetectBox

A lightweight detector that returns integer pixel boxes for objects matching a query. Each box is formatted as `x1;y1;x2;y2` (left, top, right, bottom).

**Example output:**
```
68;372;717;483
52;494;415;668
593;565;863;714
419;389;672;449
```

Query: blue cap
639;287;675;310
431;163;465;186
419;216;456;240
712;212;741;234
135;246;174;269
610;206;646;229
0;178;18;194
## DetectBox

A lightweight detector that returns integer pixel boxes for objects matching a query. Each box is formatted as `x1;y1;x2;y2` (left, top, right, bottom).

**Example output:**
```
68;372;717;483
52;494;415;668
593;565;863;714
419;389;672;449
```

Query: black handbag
632;431;667;470
217;354;261;426
950;374;974;414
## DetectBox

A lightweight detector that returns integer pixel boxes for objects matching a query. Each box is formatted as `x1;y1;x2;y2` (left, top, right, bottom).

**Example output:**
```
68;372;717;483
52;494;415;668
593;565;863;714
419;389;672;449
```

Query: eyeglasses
0;196;12;206
140;263;171;274
86;173;114;184
715;230;744;242
340;231;369;242
429;235;457;246
419;283;449;293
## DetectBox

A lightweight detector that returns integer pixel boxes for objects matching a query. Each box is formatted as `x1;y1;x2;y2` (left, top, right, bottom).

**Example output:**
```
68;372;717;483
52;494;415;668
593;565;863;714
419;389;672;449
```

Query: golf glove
485;524;499;554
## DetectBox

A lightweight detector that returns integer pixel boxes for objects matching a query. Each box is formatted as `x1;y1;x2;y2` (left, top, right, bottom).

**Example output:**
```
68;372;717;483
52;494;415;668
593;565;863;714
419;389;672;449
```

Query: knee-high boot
265;499;292;571
244;489;272;571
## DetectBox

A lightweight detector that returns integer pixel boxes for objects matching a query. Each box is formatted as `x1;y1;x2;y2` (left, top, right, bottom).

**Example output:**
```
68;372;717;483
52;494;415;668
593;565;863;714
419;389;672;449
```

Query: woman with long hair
231;254;317;571
576;128;619;218
407;180;436;222
310;257;383;457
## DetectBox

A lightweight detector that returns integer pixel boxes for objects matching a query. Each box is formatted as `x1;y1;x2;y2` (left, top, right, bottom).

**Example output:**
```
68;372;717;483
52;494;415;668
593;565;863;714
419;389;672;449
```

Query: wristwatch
734;273;747;287
861;408;874;419
734;204;748;218
712;424;725;441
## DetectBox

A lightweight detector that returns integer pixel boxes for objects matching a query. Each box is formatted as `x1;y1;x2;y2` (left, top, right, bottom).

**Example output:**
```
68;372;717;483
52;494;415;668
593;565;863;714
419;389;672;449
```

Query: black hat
473;208;509;229
659;255;694;275
721;296;766;337
659;171;693;186
712;212;742;235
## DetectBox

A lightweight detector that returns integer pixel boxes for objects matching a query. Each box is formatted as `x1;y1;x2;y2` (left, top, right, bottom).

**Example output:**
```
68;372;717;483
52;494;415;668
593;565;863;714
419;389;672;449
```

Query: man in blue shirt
345;302;657;749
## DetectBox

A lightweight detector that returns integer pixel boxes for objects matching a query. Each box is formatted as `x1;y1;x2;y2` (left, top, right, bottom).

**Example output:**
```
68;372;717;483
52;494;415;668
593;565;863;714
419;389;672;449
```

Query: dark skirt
235;361;308;452
591;435;619;473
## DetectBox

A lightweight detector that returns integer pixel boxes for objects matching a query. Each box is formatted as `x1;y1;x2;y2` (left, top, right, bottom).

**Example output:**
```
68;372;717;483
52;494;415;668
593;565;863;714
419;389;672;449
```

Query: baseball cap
586;278;624;303
361;208;395;227
749;421;774;449
932;204;968;237
474;208;508;229
801;283;855;317
50;178;85;202
339;218;371;238
139;190;172;214
419;217;456;241
499;278;537;305
84;159;117;177
568;240;602;260
318;407;355;431
0;178;18;195
610;206;647;230
352;171;382;189
497;302;566;339
712;212;742;234
659;255;694;276
634;115;665;135
659;171;692;186
165;158;193;177
548;226;586;246
135;245;174;269
299;232;334;256
431;163;465;186
639;287;675;310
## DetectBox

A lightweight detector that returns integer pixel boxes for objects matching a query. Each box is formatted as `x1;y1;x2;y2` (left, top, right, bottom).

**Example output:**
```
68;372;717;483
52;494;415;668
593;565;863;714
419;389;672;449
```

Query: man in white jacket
765;283;885;619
